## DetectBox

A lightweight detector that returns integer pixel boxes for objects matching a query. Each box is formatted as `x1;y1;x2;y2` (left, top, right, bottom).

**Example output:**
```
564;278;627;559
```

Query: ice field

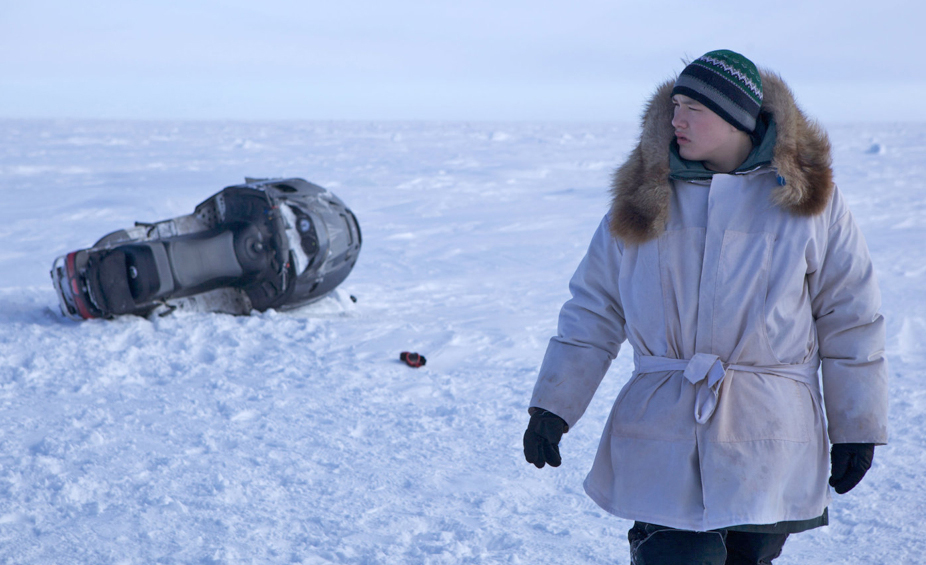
0;118;923;564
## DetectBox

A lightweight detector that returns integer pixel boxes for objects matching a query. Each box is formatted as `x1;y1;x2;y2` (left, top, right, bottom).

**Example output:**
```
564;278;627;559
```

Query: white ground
0;119;922;564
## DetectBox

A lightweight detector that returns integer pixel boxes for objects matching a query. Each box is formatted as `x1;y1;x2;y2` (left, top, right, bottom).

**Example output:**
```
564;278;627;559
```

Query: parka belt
634;352;820;424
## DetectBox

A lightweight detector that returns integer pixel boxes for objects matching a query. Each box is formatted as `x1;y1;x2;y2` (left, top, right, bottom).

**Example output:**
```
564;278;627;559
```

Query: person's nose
671;107;685;129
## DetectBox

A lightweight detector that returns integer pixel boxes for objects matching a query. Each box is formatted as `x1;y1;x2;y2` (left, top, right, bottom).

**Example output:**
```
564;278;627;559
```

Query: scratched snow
0;119;922;564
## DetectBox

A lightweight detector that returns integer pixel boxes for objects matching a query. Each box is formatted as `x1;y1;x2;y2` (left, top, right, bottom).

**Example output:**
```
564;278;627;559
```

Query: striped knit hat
672;49;763;133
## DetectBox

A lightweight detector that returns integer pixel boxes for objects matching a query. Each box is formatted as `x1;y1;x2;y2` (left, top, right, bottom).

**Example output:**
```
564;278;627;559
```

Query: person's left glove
829;443;875;494
523;409;568;468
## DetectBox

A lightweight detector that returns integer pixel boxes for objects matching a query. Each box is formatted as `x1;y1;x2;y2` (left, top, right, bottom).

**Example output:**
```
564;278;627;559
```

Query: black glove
829;443;875;494
523;409;568;468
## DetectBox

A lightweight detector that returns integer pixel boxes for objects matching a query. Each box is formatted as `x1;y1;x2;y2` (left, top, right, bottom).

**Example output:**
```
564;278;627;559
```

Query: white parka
529;73;888;532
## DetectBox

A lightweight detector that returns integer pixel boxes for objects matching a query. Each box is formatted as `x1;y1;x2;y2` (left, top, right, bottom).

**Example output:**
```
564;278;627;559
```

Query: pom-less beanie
672;49;763;133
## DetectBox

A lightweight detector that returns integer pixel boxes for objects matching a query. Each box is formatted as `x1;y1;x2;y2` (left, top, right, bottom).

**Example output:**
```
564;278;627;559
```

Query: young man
523;50;888;564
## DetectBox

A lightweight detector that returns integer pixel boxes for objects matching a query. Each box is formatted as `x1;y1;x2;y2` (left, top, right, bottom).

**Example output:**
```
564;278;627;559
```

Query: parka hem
583;479;828;534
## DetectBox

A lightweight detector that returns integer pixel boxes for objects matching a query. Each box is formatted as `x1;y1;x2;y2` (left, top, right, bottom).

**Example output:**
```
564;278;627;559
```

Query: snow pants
628;522;789;565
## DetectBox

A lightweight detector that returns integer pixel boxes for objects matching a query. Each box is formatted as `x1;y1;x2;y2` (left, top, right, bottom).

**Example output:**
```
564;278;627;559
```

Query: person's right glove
523;409;568;468
829;443;876;494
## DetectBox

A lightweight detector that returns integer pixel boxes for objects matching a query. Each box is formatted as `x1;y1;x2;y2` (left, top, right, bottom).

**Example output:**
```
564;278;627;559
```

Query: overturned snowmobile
51;177;361;320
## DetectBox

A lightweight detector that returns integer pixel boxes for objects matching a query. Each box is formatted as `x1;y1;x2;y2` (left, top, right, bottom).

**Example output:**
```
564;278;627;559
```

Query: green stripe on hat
694;49;763;105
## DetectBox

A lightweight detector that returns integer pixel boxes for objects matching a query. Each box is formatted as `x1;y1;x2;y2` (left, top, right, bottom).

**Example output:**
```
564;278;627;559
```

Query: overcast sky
3;0;924;122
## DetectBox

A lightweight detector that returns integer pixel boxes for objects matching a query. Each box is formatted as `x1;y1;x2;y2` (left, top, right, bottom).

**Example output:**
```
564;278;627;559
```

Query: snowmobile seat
162;223;273;293
165;230;245;290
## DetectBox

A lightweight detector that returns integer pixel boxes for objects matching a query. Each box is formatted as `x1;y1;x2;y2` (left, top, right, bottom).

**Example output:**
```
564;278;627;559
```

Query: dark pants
629;522;789;565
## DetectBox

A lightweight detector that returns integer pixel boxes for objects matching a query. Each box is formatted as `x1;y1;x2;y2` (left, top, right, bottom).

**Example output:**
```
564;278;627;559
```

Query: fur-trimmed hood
609;72;834;243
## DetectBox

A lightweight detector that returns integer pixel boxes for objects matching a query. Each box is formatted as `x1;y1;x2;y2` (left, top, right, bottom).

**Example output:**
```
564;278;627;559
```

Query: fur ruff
608;71;834;243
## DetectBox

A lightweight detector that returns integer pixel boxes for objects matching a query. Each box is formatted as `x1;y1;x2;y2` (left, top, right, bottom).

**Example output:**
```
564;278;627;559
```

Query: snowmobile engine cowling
51;177;362;320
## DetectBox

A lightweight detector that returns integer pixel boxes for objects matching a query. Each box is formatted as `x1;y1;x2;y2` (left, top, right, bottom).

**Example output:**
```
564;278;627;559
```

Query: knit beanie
672;49;763;133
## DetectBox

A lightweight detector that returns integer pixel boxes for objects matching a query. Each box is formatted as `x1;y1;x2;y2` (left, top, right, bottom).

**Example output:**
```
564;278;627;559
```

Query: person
522;49;888;564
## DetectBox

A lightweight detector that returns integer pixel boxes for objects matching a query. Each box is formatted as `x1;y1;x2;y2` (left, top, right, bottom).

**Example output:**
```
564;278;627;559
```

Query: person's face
671;94;746;172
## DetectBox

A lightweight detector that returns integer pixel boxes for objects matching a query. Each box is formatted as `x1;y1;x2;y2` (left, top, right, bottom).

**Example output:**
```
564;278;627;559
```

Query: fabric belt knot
682;353;727;424
634;352;820;425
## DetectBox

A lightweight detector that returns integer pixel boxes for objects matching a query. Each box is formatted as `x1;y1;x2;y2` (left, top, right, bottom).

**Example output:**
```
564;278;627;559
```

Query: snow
0;118;923;564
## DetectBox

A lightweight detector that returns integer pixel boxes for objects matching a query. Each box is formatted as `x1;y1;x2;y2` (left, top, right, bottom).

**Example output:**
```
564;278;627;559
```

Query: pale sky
2;0;924;122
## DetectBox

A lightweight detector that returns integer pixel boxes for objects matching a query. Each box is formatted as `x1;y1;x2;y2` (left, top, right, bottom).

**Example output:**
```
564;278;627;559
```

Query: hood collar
609;72;834;243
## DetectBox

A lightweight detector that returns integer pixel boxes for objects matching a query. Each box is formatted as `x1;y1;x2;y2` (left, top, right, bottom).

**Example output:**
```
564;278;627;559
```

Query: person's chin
678;147;699;161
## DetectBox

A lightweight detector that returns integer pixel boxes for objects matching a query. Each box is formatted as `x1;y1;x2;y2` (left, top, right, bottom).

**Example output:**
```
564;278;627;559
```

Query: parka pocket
610;370;698;442
706;371;813;443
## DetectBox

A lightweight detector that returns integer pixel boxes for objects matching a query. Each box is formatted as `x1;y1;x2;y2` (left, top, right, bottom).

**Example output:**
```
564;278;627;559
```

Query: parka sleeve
529;215;627;428
808;187;889;445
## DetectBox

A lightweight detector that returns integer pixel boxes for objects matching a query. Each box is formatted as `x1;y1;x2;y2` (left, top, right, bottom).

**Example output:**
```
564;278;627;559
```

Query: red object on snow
400;352;426;368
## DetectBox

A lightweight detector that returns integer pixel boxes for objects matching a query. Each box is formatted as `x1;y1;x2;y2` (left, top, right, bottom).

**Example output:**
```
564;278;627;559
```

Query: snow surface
0;119;923;564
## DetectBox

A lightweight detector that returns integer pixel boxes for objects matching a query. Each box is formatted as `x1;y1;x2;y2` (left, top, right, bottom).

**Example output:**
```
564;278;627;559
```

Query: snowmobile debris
51;177;361;320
